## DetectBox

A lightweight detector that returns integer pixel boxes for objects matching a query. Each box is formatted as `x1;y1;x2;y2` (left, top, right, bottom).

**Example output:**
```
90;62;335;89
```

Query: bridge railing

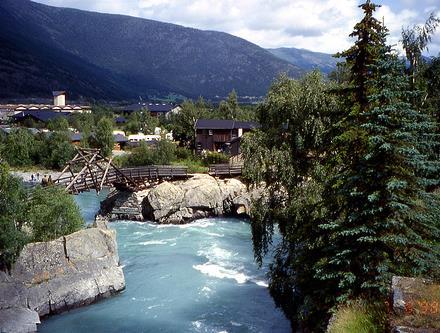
55;165;189;193
208;164;243;177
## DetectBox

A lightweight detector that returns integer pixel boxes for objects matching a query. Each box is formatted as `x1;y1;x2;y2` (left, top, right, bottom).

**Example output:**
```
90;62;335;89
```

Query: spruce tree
318;0;440;307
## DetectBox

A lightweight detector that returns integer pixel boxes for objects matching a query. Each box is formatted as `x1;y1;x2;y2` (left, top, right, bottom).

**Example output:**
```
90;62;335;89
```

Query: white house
53;91;66;107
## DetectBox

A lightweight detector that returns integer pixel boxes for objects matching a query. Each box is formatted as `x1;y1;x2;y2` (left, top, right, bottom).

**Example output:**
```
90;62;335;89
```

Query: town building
0;91;91;117
195;119;259;155
53;91;66;107
120;103;181;118
12;111;72;126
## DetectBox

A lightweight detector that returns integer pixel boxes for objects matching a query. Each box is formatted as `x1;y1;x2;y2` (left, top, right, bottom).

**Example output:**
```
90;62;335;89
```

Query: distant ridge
0;0;304;101
268;47;337;74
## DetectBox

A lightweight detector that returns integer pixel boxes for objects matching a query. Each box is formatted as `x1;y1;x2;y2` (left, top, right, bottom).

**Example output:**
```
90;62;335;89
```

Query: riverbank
10;168;63;183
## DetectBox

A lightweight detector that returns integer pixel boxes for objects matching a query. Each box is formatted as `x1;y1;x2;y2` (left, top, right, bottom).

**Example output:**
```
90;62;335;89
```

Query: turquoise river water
39;191;290;333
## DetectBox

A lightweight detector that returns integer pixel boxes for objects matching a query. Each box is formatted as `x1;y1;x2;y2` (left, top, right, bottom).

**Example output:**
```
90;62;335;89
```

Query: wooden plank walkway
55;165;189;194
208;164;243;177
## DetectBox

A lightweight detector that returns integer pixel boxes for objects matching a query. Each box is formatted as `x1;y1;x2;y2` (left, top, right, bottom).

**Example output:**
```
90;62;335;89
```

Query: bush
327;300;387;333
40;132;75;169
175;146;192;160
124;140;177;167
203;151;229;165
0;163;28;271
126;142;156;166
1;128;37;167
28;186;85;242
154;139;176;165
172;158;207;173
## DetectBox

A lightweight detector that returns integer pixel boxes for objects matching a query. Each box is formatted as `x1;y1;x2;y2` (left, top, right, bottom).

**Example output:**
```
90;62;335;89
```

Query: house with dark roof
195;119;259;154
12;111;71;126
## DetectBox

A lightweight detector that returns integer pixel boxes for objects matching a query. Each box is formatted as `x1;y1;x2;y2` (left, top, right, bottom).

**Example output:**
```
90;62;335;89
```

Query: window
208;130;213;136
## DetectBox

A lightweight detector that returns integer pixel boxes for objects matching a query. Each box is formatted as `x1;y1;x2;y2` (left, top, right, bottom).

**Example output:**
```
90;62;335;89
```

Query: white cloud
33;0;440;55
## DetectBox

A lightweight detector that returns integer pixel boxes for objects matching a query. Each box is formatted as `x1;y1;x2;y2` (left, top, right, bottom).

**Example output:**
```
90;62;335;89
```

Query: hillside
268;47;338;74
0;0;303;100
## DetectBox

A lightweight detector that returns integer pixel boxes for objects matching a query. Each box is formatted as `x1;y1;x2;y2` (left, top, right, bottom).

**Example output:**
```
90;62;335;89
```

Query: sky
33;0;440;56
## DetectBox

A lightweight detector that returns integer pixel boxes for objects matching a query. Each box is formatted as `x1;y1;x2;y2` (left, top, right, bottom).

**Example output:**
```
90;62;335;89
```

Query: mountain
267;47;338;74
0;0;303;101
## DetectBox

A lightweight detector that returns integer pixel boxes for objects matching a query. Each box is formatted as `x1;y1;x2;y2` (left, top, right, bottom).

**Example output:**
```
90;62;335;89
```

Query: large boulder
0;223;125;332
141;174;251;224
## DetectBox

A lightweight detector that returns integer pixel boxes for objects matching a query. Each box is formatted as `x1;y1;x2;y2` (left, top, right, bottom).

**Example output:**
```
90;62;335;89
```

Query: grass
327;300;387;333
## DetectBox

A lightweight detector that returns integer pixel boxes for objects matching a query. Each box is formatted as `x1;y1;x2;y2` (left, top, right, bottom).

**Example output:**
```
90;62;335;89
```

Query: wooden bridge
54;148;189;194
208;164;243;177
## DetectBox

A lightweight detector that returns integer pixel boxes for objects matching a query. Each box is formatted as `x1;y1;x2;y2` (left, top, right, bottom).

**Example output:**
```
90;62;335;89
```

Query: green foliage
401;13;440;87
123;140;177;167
424;56;440;140
28;186;84;242
319;54;440;306
69;113;95;133
336;0;387;111
175;146;192;160
172;158;207;174
202;151;229;165
153;139;176;165
91;105;114;124
41;132;75;169
218;89;241;119
124;110;159;135
47;117;69;132
327;300;387;333
0;163;28;271
0;128;74;170
0;128;37;166
241;71;337;330
94;117;114;157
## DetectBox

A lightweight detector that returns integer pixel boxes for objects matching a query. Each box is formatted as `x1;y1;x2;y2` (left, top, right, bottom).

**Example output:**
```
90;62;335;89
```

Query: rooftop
12;111;71;123
195;119;260;130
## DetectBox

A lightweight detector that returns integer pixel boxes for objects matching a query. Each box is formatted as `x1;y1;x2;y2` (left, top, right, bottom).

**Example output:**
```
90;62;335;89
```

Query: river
39;191;290;333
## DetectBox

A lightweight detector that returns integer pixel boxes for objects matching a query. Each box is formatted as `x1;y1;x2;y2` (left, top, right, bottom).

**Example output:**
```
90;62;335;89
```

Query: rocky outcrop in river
0;222;125;332
101;174;253;224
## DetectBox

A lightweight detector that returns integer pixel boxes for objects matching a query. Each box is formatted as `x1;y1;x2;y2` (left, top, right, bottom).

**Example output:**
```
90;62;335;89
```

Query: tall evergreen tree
318;0;440;314
319;53;440;303
337;0;386;112
95;117;114;157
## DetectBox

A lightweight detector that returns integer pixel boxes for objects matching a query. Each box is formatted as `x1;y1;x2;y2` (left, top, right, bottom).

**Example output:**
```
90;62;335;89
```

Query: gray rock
0;226;125;332
143;181;184;221
140;174;252;224
0;307;40;333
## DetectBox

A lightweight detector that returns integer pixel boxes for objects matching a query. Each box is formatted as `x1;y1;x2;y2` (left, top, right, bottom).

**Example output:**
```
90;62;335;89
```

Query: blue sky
33;0;440;55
